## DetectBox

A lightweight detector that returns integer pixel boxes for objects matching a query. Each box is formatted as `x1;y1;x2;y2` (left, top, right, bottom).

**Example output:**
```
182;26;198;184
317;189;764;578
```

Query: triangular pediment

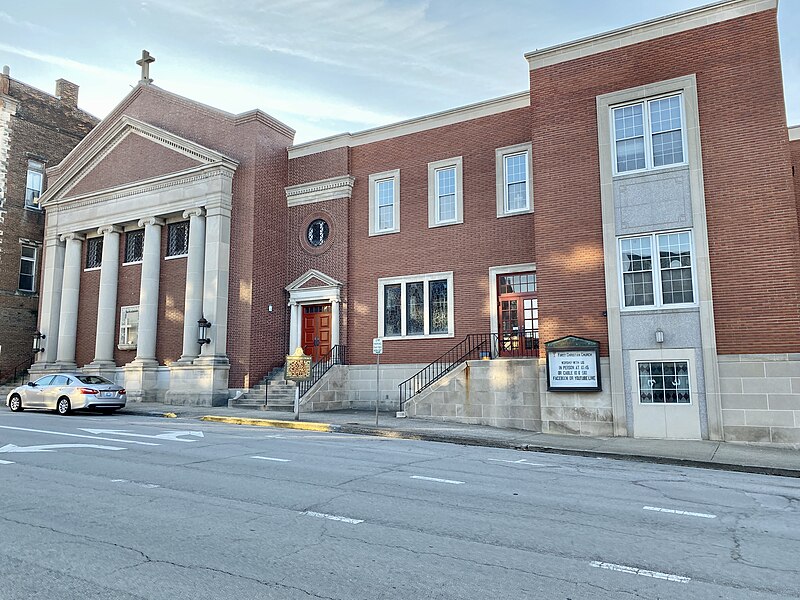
286;269;342;291
41;115;238;207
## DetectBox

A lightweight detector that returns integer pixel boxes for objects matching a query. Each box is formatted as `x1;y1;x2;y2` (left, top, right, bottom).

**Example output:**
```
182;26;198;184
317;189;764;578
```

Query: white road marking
79;428;204;442
0;443;125;453
301;511;363;524
0;459;14;465
643;506;717;519
251;456;291;462
487;458;546;466
590;561;690;583
111;479;160;489
0;425;159;446
410;475;465;485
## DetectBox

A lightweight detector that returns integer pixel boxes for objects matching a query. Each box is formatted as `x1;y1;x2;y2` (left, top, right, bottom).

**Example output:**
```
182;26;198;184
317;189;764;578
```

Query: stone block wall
719;354;800;444
406;359;540;430
539;358;613;437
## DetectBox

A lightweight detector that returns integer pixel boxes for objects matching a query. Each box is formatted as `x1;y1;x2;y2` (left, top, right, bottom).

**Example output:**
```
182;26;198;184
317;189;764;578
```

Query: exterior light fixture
197;318;212;345
32;331;45;353
655;328;665;344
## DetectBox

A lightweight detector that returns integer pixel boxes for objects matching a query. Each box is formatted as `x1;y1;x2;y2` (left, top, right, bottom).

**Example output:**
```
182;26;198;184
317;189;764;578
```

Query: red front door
301;304;332;362
497;272;538;356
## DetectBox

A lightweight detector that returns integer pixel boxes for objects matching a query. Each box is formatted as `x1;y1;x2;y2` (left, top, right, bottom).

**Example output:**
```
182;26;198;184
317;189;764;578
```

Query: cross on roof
136;50;155;84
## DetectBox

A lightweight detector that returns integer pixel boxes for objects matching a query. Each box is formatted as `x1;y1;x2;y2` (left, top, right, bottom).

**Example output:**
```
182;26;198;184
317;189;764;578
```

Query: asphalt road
1;409;799;599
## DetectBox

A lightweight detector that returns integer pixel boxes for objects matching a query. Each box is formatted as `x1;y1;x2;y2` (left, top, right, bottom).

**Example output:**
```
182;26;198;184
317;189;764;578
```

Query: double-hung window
25;160;44;209
379;272;454;338
612;94;686;174
118;305;139;349
495;143;533;217
18;245;37;292
428;157;463;227
619;231;695;309
368;169;400;235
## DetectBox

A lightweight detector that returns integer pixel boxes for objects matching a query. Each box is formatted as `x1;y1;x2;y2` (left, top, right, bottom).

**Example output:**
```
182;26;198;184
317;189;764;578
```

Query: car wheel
8;394;23;412
56;397;71;416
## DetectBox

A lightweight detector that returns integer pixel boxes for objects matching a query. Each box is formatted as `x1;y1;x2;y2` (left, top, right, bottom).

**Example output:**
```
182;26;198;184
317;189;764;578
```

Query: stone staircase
229;367;297;411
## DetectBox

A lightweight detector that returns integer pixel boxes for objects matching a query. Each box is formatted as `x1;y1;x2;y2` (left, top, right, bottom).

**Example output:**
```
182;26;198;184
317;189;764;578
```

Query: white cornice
286;269;343;292
40;115;238;205
525;0;777;70
285;175;355;206
288;91;530;159
44;163;234;211
789;126;800;141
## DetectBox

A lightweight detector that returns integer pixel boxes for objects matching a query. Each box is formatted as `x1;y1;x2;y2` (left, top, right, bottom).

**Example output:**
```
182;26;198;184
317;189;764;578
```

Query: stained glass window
86;237;103;269
384;284;401;337
167;221;190;257
380;274;451;337
406;282;424;335
638;361;690;404
125;230;144;263
429;280;448;334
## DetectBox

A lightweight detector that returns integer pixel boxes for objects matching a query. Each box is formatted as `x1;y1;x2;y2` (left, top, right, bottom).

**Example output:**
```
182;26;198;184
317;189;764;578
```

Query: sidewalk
119;403;800;478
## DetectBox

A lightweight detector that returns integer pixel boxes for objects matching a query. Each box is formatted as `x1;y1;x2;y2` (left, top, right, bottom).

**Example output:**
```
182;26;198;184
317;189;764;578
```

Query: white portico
33;114;238;405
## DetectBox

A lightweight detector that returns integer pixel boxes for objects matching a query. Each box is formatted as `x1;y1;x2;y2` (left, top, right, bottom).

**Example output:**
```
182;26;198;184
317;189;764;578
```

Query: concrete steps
229;367;297;410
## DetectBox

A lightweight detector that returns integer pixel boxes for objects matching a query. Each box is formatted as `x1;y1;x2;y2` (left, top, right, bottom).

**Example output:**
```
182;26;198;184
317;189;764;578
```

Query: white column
288;301;301;353
37;235;66;365
91;225;122;365
56;233;84;367
134;217;164;364
179;209;206;362
197;204;231;362
331;300;340;347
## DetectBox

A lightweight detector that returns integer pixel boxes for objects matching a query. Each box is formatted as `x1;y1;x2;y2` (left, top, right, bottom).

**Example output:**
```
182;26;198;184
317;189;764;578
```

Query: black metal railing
298;345;347;398
0;355;35;388
398;330;538;409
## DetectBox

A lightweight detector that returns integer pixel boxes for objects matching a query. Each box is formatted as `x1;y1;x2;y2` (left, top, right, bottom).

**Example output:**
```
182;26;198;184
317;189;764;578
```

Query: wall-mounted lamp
32;331;46;353
655;328;665;344
197;318;212;346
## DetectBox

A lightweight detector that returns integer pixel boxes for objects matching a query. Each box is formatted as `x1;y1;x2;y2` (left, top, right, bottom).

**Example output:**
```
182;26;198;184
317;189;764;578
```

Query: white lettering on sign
548;350;598;389
372;338;383;355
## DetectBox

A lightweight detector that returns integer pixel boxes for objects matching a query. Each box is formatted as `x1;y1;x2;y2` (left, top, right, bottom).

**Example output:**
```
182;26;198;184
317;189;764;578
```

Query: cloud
0;44;127;81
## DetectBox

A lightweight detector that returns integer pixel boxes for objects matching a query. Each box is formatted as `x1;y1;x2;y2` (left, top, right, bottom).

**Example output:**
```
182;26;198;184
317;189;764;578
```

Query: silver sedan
6;373;127;415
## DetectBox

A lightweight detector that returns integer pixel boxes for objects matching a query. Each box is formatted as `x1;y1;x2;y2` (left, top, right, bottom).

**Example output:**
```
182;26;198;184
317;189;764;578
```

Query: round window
307;219;330;247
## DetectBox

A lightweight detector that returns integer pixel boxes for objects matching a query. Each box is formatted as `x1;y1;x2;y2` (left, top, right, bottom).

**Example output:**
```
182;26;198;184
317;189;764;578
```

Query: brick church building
31;0;800;443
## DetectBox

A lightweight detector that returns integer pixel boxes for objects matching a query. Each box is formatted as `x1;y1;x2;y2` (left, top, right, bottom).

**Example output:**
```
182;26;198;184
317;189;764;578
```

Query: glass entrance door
497;273;538;356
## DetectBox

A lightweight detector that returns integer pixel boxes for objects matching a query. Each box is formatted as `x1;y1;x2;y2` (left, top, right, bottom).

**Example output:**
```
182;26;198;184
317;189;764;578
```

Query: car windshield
75;375;114;385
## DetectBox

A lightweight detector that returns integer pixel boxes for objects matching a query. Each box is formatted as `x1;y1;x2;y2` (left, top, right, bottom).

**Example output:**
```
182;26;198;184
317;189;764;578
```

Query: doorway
497;272;538;356
301;303;332;362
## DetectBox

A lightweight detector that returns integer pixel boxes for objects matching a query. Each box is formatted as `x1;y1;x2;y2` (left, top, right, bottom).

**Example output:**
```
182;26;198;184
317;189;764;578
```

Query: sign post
284;347;312;421
373;338;383;426
545;336;602;392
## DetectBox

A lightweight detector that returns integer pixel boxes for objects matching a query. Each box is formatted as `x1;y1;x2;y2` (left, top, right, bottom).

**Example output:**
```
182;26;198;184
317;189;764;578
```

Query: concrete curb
136;410;800;479
200;415;332;432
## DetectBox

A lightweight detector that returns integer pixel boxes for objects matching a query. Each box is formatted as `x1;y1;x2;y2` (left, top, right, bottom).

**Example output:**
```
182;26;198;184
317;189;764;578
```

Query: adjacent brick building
28;0;800;443
0;67;97;379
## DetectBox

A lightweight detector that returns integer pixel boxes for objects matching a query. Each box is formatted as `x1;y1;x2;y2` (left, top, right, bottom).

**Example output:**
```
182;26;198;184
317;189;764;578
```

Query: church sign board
285;347;312;382
545;336;601;392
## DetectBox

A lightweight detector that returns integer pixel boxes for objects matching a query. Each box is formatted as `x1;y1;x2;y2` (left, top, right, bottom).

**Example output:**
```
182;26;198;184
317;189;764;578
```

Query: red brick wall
0;76;96;376
114;236;139;366
346;106;534;365
155;231;186;365
288;147;348;186
530;9;800;356
792;139;800;235
75;245;100;367
66;134;201;198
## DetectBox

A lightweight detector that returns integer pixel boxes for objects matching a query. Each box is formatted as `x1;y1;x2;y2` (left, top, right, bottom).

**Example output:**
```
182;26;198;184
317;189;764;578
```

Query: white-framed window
427;157;463;227
637;361;691;404
124;229;144;264
85;237;103;270
166;221;189;257
18;244;37;292
25;160;44;209
368;169;400;236
611;94;686;175
495;142;533;217
619;230;696;309
118;305;139;349
378;271;454;339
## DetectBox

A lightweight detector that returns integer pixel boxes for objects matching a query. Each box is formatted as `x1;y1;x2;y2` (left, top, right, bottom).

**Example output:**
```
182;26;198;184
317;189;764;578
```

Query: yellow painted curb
162;412;177;418
200;415;333;432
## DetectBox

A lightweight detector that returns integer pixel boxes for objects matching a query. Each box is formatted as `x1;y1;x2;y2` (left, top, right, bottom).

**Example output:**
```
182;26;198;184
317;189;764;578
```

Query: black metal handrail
0;355;36;388
398;330;539;409
298;345;347;398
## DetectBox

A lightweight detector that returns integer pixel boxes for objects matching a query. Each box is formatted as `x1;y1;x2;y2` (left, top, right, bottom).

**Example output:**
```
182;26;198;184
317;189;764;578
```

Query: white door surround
286;269;342;354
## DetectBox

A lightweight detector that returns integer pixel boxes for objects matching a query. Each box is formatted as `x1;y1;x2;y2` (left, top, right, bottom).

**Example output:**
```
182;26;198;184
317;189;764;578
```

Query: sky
1;1;798;144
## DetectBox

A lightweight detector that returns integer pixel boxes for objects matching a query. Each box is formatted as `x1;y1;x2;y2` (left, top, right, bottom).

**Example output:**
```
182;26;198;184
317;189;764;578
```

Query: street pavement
1;408;799;599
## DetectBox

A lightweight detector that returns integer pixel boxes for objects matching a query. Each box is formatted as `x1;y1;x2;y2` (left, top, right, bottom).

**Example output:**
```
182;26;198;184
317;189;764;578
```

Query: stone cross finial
136;50;155;84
